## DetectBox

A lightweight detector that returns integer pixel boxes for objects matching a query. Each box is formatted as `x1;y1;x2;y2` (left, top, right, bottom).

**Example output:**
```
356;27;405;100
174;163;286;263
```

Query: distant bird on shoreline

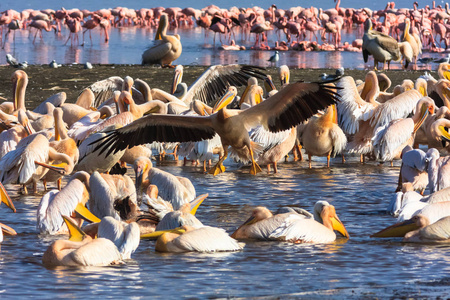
268;51;279;65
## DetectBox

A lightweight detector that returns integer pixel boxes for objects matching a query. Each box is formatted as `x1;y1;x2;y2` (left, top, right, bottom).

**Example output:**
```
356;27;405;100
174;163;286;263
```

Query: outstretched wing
183;65;267;106
94;114;216;156
241;80;340;132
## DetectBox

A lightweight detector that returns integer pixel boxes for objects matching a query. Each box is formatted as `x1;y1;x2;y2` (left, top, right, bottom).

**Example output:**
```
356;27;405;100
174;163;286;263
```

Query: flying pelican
154;225;244;253
299;105;347;168
362;18;400;70
42;216;122;267
94;80;340;175
142;14;182;67
372;97;435;164
134;156;195;209
231;201;349;243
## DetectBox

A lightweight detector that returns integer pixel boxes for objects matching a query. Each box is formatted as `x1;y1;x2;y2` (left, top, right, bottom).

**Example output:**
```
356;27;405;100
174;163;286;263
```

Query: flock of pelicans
0;60;450;268
4;2;450;68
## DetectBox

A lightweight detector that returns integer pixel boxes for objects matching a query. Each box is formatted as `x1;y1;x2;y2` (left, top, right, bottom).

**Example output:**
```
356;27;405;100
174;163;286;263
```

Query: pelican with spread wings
94;80;340;175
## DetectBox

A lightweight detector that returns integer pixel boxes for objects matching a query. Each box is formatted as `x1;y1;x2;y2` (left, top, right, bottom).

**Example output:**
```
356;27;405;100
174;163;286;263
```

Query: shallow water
1;154;450;298
0;0;448;69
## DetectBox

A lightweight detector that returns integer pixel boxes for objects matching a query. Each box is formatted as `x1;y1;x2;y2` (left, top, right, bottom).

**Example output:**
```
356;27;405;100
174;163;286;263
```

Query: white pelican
426;148;450;193
142;14;182;67
231;201;349;243
154;225;244;253
0;133;70;194
0;109;34;158
362;18;400;70
88;171;136;220
97;216;140;259
372;97;435;163
401;19;421;66
134;156;195;210
74;125;126;174
37;171;99;234
396;147;428;193
42;216;122;267
94;80;340;175
299;105;347;168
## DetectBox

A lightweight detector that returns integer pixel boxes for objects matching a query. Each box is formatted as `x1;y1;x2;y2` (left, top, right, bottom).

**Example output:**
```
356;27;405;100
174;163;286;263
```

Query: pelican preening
231;201;349;243
94;80;340;175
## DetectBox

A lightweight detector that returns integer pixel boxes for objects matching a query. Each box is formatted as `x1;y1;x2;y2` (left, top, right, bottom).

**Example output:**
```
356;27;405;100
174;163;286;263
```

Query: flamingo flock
2;2;450;68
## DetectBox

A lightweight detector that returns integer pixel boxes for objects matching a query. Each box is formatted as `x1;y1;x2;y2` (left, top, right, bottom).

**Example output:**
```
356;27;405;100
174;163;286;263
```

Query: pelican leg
33;181;38;194
267;164;271;174
43;179;48;192
327;153;331;168
22;185;28;195
342;154;346;163
57;178;62;191
390;161;393;167
308;154;312;169
249;148;262;175
208;147;228;176
297;144;303;161
273;162;278;173
203;160;207;173
395;165;403;192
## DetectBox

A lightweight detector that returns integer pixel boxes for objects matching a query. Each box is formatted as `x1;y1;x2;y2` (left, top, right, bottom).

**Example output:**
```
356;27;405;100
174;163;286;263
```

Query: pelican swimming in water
231;201;349;243
142;14;182;67
94;80;340;176
42;216;123;267
154;225;244;253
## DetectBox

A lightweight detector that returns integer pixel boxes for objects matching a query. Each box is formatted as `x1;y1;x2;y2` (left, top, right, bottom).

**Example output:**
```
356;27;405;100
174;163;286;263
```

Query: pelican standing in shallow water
94;80;340;176
231;201;349;243
142;14;182;67
0;182;17;244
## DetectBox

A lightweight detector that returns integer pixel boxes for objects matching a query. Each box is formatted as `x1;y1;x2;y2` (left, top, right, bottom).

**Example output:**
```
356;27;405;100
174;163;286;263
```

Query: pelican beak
239;85;251;107
413;103;430;133
330;215;350;238
255;90;263;105
34;161;66;175
189;193;208;215
281;72;289;86
444;70;450;81
135;164;146;192
330;104;338;124
54;115;60;141
140;227;186;240
171;68;183;95
0;222;17;236
418;86;426;96
439;125;450;142
0;182;16;213
264;76;276;92
74;202;101;223
213;88;236;113
62;215;87;242
24;121;33;136
371;218;419;238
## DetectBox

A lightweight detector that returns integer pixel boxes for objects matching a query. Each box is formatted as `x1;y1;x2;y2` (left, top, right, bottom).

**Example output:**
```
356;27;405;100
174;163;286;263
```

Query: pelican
42;216;122;267
88;171;136;220
94;80;340;176
0;182;17;244
372;97;435;163
401;19;421;66
299;105;347;168
11;70;28;112
0;109;34;158
0;133;69;194
231;201;349;243
426;148;450;193
362;18;400;70
37;171;99;234
154;225;244;253
97;216;140;259
429;118;450;152
279;64;290;87
396;147;428;193
142;14;182;67
437;63;450;81
134;156;195;209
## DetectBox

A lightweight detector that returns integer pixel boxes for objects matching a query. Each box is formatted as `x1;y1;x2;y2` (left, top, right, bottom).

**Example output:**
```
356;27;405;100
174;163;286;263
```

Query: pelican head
171;65;184;95
12;70;28;111
122;76;134;95
371;215;426;238
134;156;152;193
413;97;435;133
212;86;237;113
279;65;290;86
264;75;276;94
241;77;258;104
314;201;349;238
230;206;273;239
17;109;33;136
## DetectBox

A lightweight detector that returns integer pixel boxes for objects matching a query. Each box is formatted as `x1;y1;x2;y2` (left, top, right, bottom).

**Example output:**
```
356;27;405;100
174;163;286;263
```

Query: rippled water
0;0;449;69
1;154;450;298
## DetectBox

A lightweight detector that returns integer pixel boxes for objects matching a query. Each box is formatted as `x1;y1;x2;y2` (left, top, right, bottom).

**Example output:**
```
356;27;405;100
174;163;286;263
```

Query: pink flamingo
64;17;82;46
81;14;101;46
29;20;56;43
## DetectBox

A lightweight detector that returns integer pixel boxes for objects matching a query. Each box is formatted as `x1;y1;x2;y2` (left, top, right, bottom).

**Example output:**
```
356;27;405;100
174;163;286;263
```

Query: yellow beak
34;161;66;175
213;88;237;113
0;222;17;236
439;125;450;142
74;202;101;223
62;215;87;242
0;182;16;213
371;219;419;238
140;227;186;240
189;193;208;215
330;216;350;238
